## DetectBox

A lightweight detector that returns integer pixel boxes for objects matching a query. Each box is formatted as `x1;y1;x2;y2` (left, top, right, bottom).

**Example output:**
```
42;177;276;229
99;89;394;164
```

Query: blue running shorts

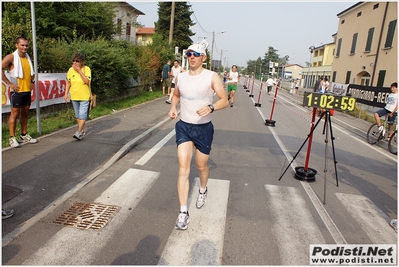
175;120;214;155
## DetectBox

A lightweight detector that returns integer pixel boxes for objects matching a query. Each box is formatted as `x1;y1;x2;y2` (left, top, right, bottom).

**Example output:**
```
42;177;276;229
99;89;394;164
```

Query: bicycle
367;114;397;154
388;125;397;155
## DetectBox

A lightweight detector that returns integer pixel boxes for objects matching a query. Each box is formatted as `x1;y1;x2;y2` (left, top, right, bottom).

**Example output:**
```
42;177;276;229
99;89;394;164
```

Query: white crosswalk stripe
158;177;230;265
22;168;159;265
265;184;326;265
336;193;397;244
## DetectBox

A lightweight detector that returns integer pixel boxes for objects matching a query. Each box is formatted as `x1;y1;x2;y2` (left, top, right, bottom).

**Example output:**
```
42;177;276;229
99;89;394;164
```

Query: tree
263;46;280;68
36;2;116;40
2;1;116;56
2;2;33;57
155;2;195;52
246;59;256;76
133;45;161;91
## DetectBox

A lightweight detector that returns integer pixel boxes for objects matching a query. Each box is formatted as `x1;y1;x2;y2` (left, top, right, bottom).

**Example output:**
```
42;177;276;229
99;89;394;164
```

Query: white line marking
158;178;230;265
301;181;347;244
22;169;159;265
135;129;176;165
265;185;326;265
336;193;397;244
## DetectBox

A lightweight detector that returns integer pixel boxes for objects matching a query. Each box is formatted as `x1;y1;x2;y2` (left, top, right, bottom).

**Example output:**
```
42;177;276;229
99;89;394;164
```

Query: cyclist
374;82;398;138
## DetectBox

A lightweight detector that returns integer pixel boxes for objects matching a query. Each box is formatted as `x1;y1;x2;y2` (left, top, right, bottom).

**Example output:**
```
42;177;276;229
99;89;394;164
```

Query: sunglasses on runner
186;51;203;57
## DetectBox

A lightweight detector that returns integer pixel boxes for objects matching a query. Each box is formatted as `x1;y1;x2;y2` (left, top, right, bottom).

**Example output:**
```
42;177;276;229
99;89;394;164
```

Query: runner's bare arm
211;72;228;111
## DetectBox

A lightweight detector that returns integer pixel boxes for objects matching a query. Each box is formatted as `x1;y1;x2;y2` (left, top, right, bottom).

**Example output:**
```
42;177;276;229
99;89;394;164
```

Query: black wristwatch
208;104;214;113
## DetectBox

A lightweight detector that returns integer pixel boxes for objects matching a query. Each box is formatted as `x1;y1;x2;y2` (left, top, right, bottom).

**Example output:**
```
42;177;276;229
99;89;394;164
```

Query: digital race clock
303;92;356;111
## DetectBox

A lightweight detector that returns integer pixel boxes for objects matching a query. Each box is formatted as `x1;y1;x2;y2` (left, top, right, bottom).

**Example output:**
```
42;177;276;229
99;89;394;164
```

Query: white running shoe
18;133;38;144
73;131;83;140
175;212;190;230
9;137;21;148
196;187;208;209
2;208;14;219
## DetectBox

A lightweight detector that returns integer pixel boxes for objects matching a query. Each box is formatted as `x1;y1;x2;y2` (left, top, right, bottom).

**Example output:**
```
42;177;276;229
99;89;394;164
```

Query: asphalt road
2;81;397;265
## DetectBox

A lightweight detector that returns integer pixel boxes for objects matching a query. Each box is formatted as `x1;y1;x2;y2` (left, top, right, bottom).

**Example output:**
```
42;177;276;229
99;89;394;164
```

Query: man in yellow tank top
2;36;37;148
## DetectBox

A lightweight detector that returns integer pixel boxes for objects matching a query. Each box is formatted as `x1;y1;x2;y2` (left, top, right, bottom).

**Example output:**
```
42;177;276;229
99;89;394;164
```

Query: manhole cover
2;185;23;203
52;202;120;230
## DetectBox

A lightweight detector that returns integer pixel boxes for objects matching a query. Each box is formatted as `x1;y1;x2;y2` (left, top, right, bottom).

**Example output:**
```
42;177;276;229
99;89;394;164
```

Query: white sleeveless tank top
229;71;239;83
177;69;214;124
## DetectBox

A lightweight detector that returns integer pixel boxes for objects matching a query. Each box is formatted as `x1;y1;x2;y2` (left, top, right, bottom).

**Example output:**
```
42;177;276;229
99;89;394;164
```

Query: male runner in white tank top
168;43;228;230
226;65;240;107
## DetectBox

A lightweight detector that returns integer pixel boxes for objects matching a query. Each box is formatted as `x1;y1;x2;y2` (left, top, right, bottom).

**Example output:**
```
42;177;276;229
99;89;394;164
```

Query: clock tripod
278;109;339;204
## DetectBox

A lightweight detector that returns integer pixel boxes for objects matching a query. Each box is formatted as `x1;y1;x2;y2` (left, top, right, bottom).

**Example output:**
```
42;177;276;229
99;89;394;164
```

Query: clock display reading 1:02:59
303;92;356;111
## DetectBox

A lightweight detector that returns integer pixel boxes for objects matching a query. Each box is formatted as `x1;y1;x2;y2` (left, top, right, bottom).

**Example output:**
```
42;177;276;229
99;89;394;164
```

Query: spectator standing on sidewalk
314;77;322;92
294;78;300;95
374;82;398;138
319;77;326;93
166;60;182;104
161;60;171;96
64;53;92;140
265;76;275;95
2;36;38;148
226;65;240;107
324;77;330;93
168;43;228;230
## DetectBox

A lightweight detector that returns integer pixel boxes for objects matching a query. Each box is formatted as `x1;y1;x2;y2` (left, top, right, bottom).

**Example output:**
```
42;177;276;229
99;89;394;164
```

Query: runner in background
226;65;240;107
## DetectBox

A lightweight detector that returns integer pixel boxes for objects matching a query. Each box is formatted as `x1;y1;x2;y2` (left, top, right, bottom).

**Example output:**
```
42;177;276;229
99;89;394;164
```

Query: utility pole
169;1;175;45
31;1;42;134
219;49;223;72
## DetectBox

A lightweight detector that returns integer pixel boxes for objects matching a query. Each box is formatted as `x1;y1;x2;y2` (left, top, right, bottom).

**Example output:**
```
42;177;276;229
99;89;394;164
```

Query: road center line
135;129;176;166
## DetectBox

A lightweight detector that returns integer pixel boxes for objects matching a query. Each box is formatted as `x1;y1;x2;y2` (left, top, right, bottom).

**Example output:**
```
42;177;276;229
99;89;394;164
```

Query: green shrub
37;37;141;99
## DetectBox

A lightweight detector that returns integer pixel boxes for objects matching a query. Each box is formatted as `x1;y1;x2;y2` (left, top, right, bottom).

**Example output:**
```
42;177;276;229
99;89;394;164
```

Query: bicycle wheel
388;131;397;155
367;123;382;144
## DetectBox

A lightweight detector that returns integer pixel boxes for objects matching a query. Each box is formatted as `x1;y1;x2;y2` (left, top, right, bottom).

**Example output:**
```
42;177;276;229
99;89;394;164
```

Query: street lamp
225;56;230;71
307;46;315;88
282;55;289;87
210;30;225;70
220;49;227;72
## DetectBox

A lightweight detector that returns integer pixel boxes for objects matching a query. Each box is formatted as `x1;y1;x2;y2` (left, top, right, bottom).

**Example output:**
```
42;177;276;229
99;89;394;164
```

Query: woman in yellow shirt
64;53;92;140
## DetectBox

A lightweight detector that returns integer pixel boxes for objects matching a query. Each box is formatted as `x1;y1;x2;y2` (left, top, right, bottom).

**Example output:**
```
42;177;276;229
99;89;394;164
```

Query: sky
129;1;358;68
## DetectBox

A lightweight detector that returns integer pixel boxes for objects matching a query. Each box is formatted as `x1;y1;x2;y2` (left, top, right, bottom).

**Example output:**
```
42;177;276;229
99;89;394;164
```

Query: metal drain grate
52;202;120;230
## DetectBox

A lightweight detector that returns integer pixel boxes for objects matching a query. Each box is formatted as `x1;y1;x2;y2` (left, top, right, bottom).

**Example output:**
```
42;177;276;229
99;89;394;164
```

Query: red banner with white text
2;73;67;113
